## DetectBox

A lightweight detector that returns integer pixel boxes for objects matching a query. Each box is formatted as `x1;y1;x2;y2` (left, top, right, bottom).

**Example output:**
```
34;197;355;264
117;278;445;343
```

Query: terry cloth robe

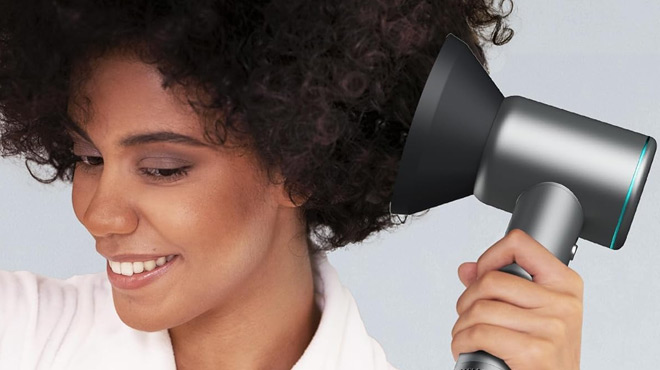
0;251;398;370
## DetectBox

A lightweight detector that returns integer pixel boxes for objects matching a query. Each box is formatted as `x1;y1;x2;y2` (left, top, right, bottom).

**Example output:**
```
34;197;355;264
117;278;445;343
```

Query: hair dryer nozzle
391;34;503;215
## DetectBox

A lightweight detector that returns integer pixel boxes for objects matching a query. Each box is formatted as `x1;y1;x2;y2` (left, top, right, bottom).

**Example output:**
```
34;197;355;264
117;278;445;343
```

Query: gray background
1;1;659;369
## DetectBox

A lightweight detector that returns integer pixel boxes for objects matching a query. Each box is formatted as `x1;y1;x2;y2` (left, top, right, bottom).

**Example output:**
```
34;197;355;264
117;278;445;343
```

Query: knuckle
459;302;479;325
465;324;486;342
572;272;584;292
450;336;461;359
479;270;500;291
525;339;553;363
455;295;467;315
507;228;527;244
455;300;493;337
556;294;582;317
566;296;583;317
546;317;567;338
475;254;487;270
470;299;491;317
451;327;479;359
451;321;460;338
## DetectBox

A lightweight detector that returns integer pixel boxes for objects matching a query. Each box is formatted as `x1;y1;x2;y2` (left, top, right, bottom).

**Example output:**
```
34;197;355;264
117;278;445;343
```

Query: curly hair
0;0;514;254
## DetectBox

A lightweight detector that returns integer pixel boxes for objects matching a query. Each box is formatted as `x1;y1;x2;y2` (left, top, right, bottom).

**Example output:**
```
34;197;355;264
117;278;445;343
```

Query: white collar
291;251;395;370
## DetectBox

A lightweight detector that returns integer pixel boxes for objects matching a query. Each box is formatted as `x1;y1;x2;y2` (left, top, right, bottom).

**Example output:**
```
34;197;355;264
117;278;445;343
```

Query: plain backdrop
2;1;660;369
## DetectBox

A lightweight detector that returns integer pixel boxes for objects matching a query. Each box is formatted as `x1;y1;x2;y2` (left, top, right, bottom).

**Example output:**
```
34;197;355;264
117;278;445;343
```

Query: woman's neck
168;233;321;370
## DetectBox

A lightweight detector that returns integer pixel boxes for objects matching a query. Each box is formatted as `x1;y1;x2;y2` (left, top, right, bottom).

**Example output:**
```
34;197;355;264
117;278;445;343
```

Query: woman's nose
80;172;139;238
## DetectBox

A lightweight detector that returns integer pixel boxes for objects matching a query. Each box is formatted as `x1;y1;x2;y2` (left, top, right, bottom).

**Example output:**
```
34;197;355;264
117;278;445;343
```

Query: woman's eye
72;155;191;183
73;155;103;167
138;167;191;182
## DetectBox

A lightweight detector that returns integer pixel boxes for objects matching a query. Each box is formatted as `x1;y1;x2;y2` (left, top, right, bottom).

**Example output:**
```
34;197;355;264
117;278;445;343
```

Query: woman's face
68;52;303;331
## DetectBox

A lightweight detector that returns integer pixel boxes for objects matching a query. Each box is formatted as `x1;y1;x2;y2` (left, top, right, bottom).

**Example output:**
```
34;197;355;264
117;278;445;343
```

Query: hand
450;229;583;370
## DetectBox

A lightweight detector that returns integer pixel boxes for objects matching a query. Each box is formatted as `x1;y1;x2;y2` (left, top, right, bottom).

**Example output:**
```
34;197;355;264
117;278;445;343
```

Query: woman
0;0;583;369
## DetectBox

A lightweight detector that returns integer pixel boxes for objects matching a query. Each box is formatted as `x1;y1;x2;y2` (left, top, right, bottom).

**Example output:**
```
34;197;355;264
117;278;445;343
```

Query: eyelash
72;155;191;183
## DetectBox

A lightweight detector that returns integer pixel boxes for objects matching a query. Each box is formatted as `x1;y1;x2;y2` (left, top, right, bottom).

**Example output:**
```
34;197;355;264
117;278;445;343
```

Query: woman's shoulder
0;269;111;324
0;269;176;369
0;269;110;318
0;269;107;368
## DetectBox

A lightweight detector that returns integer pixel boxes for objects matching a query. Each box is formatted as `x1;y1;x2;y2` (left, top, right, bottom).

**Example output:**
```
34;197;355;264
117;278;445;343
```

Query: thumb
458;262;477;288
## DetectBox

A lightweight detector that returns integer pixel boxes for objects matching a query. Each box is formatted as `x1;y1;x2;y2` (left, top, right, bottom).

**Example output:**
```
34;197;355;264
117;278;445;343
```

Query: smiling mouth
108;254;177;276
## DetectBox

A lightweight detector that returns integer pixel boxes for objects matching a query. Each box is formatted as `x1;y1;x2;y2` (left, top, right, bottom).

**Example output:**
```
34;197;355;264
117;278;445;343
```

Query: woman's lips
106;255;179;290
106;253;178;263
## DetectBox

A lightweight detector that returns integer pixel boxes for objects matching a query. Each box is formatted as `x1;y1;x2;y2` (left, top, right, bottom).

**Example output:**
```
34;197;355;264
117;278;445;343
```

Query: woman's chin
117;312;169;332
112;298;173;332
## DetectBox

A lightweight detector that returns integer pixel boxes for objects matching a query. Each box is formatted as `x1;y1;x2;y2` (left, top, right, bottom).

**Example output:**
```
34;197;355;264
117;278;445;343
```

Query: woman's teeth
108;255;176;276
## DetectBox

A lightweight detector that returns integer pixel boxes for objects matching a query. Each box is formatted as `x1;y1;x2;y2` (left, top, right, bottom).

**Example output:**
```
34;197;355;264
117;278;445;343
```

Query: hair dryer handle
454;182;584;370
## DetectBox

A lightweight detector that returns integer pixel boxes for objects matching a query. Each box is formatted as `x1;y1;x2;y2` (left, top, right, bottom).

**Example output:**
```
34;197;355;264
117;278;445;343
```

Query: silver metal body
500;182;583;278
474;96;655;249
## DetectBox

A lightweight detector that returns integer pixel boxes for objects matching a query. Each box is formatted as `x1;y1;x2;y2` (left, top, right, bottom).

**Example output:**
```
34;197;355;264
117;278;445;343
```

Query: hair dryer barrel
474;96;656;249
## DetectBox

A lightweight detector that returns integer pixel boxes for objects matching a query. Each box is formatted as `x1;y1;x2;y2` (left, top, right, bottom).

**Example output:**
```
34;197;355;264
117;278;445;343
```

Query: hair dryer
390;34;656;370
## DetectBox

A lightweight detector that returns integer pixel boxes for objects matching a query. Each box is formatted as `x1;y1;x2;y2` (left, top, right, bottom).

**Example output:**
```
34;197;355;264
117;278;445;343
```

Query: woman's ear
276;184;311;208
269;170;310;208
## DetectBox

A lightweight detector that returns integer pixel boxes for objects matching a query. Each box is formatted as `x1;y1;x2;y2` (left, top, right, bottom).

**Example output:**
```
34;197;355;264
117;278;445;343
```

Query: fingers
475;229;583;298
451;297;583;369
452;299;567;342
455;270;568;315
451;228;585;369
451;323;552;365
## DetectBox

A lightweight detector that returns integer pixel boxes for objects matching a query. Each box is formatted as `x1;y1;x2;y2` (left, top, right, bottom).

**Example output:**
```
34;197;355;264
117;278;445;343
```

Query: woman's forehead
65;47;255;159
67;56;204;131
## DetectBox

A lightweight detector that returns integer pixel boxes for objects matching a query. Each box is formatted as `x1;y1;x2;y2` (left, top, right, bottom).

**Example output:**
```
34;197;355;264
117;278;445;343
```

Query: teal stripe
610;136;651;249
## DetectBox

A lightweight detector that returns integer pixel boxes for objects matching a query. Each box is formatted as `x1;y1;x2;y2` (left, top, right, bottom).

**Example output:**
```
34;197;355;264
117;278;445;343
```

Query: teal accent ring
610;136;651;249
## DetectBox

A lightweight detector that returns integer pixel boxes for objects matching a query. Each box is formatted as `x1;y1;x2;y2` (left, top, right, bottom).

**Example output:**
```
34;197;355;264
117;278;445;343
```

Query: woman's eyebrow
67;121;210;148
118;131;210;148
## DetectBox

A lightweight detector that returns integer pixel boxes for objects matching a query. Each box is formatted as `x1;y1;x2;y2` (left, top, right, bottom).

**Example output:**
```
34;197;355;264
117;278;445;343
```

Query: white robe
0;251;398;370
